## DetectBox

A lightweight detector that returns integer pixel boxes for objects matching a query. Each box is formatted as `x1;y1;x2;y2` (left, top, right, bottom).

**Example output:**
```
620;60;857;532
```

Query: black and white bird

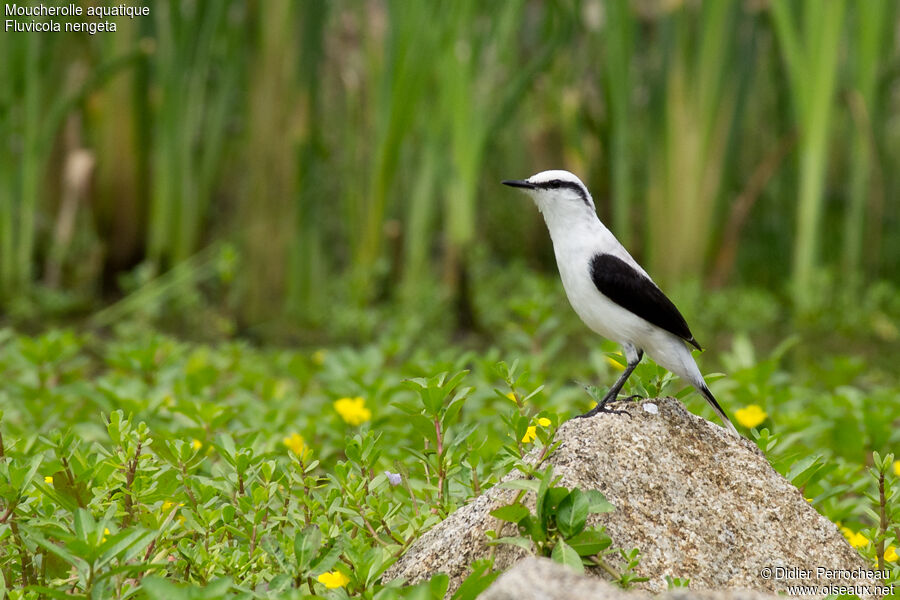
503;169;738;436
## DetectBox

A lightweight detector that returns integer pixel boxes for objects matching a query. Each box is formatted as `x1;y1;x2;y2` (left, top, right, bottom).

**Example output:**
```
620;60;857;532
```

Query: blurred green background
1;0;898;347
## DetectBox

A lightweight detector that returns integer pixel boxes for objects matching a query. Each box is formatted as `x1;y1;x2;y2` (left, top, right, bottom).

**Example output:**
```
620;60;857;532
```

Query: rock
481;557;781;600
384;397;881;597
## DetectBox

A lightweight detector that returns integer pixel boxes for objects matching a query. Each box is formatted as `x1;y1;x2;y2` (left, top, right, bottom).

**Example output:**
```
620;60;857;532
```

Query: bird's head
502;170;596;218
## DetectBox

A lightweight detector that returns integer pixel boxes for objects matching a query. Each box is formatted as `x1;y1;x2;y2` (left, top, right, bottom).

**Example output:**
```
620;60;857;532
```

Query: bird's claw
577;402;632;419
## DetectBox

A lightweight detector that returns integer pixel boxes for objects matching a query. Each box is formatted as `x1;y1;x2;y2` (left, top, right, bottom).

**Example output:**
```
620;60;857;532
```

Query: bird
502;169;739;436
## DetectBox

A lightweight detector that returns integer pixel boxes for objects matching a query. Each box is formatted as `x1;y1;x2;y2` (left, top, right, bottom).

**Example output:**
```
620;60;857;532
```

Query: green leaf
97;529;157;567
566;528;611;556
30;532;84;571
23;586;77;600
490;503;530;524
787;455;825;487
535;466;554;530
584;490;615;514
451;559;498;600
308;538;343;576
488;536;533;551
556;489;589;538
551;540;583;573
499;479;541;493
294;525;322;571
520;515;545;543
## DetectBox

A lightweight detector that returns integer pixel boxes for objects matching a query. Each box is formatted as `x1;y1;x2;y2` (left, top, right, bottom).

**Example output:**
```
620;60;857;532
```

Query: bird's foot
574;381;632;418
622;394;644;403
576;396;632;418
577;402;631;418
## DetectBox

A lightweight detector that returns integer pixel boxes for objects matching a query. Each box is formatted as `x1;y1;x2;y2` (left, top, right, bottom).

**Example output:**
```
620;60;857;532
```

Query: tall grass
349;0;435;305
646;2;739;286
239;0;300;326
0;32;42;298
146;0;243;269
602;0;636;247
770;0;845;307
842;0;893;285
437;0;570;324
286;2;331;322
1;2;898;333
0;25;140;299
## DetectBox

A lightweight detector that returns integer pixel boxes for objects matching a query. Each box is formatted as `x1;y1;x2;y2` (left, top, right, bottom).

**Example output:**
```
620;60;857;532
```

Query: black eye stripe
536;178;593;209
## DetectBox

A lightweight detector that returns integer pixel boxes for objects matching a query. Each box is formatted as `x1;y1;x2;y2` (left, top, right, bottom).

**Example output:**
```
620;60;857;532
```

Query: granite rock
383;397;881;598
481;557;782;600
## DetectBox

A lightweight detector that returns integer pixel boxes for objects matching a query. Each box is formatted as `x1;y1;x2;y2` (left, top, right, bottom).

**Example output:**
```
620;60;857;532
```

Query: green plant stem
877;467;886;570
589;555;621;580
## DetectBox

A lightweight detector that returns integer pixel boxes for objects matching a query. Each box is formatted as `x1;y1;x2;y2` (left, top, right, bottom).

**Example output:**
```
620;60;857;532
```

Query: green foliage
0;326;568;597
486;465;648;589
0;270;899;595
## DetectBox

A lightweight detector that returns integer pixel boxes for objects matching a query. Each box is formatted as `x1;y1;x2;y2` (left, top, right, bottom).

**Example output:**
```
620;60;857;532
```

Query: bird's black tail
699;385;740;437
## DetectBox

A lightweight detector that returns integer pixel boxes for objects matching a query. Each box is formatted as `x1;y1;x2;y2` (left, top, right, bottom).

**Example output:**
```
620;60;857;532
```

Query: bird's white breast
539;209;655;343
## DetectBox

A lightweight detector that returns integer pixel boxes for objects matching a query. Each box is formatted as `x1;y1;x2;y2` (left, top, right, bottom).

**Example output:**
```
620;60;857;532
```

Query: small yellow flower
537;417;551;427
317;570;350;589
735;405;767;428
162;500;183;513
102;527;110;543
522;426;537;443
191;439;203;451
894;460;900;477
283;433;306;456
606;353;626;371
334;397;372;426
312;350;327;366
841;527;869;548
885;545;898;562
505;392;517;403
44;476;53;484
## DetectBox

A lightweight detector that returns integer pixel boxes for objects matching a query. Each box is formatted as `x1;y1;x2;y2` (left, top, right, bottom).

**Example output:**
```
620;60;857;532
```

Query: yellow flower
102;527;110;543
537;417;551;427
162;500;183;513
885;545;898;562
191;439;203;451
283;433;306;455
735;405;767;428
606;353;626;371
522;426;537;443
312;350;327;366
44;476;53;484
505;392;517;403
894;460;900;477
841;527;869;548
334;397;372;425
317;570;350;589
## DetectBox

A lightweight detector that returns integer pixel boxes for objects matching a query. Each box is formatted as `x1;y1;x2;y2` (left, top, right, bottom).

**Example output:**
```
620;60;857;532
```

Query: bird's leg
578;348;643;418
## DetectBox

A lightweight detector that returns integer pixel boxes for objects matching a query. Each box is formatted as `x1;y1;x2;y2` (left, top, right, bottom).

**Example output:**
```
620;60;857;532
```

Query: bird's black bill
502;179;536;190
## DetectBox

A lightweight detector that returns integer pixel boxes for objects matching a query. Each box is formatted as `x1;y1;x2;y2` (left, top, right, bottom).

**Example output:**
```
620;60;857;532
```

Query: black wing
589;253;702;350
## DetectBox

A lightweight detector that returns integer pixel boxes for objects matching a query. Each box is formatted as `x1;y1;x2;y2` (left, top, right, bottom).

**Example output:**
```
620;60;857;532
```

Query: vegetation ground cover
1;268;898;598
